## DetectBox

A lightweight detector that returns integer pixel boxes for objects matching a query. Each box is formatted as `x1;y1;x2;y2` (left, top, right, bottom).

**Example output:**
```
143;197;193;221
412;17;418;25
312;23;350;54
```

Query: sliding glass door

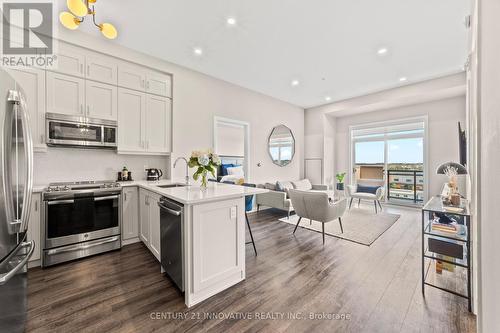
351;119;426;206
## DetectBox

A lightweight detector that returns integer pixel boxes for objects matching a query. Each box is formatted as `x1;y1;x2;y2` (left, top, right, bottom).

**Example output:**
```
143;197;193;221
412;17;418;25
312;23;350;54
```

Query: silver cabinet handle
80;104;84;114
80;64;84;75
35;200;38;212
0;241;35;285
87;65;90;76
94;195;119;201
40;134;44;143
124;192;127;201
158;202;181;216
141;79;145;88
87;105;90;115
146;81;150;89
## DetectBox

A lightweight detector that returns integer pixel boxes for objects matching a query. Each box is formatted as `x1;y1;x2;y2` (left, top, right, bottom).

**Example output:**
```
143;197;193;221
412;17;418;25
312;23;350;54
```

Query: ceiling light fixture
399;77;407;82
325;96;332;102
377;47;388;55
193;47;203;56
59;0;118;39
226;17;237;26
291;79;300;87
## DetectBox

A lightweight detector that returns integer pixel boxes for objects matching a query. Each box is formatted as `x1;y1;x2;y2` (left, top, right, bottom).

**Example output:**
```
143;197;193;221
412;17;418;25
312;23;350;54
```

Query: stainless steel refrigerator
0;68;35;333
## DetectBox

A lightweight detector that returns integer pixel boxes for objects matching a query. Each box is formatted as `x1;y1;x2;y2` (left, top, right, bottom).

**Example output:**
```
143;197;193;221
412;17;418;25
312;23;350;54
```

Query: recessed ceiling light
377;47;388;55
291;79;300;87
193;47;203;56
399;77;407;82
325;96;331;102
226;17;237;26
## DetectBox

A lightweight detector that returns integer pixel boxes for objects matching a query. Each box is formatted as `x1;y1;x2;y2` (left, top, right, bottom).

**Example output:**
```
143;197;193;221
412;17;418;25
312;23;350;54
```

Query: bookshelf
421;196;472;312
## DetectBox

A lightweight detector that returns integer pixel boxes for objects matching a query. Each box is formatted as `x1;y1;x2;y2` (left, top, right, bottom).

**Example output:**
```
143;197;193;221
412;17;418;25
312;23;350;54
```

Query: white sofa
256;179;329;218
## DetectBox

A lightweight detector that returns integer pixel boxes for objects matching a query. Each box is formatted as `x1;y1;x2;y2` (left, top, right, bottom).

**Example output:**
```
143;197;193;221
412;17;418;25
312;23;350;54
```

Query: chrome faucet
174;157;190;185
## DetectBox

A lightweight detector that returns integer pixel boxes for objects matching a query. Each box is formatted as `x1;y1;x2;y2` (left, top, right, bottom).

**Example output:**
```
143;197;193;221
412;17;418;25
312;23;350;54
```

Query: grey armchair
346;185;384;213
288;189;347;244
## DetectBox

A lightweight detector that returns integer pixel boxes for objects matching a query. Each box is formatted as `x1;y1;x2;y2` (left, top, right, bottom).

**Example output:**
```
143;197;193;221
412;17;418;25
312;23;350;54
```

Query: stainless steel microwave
46;113;117;149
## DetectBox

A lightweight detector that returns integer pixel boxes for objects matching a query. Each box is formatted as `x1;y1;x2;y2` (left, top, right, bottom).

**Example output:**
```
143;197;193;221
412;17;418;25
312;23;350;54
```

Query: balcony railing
387;170;424;203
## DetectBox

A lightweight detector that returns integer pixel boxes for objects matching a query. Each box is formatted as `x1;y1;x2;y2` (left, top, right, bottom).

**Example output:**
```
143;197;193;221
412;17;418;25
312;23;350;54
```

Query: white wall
334;96;466;197
305;73;466;188
33;29;304;185
478;0;500;331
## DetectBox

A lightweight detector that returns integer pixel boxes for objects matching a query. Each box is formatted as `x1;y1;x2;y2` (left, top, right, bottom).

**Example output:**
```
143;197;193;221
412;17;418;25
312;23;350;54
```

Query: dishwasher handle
158;202;181;216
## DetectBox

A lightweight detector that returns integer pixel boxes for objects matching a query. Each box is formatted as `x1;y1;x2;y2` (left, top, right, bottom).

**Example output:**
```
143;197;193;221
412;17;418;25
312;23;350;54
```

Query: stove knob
114;183;120;187
63;186;71;191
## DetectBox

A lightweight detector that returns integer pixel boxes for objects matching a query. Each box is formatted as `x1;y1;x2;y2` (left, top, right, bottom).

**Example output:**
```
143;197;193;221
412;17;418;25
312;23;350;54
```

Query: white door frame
213;116;251;180
348;116;429;204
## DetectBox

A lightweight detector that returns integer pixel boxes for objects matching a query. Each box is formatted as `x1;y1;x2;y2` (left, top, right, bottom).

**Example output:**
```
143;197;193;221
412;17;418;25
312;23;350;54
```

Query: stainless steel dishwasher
158;197;184;291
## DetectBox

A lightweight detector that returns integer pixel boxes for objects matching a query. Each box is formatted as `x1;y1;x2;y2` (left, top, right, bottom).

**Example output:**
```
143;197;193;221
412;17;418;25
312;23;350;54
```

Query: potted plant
335;172;346;191
188;149;221;189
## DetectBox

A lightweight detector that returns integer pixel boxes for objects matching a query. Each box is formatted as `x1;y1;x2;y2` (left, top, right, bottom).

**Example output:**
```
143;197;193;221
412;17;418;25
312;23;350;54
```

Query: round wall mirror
268;125;295;167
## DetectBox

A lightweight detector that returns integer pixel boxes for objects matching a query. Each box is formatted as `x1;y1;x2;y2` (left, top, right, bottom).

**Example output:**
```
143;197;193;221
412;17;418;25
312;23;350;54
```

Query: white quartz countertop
121;179;268;205
33;179;268;204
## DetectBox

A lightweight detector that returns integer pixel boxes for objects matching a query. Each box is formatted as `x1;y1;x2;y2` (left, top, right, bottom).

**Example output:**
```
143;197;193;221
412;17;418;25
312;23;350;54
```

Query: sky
355;138;423;164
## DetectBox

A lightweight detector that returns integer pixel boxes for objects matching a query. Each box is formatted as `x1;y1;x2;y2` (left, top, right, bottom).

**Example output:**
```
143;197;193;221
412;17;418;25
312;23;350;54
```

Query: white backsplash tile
34;148;170;184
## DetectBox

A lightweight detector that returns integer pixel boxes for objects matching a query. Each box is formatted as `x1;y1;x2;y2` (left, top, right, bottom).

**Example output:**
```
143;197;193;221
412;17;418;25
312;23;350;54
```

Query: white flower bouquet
188;149;221;188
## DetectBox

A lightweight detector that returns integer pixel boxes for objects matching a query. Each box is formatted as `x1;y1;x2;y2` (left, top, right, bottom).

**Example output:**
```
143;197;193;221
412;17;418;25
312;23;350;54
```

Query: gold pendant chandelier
59;0;117;39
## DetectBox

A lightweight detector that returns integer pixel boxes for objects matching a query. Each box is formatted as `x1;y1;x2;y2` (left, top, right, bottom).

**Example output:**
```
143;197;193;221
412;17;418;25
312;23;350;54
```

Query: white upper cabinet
6;67;46;151
46;72;85;117
117;88;146;153
146;71;172;97
145;94;171;153
85;81;117;121
52;42;85;77
118;63;146;91
86;52;118;85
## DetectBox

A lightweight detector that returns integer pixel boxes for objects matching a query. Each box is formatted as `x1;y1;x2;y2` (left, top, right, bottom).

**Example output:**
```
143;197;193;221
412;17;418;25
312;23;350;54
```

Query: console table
421;196;472;311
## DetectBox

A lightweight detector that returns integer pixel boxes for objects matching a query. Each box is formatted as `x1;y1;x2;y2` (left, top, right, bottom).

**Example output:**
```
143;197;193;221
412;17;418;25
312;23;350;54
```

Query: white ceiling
56;0;470;108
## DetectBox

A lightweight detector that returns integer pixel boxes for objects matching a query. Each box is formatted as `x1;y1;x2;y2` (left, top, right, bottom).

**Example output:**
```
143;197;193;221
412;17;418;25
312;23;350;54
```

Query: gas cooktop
45;180;121;193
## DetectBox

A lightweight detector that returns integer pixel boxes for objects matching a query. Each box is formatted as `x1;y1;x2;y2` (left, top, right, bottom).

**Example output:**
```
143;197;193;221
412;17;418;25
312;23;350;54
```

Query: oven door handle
46;236;119;255
47;199;75;205
94;195;119;201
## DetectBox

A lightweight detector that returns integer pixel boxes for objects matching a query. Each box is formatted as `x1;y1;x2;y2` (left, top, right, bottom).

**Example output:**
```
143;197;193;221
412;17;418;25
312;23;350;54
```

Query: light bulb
99;23;118;39
59;12;80;30
67;0;88;17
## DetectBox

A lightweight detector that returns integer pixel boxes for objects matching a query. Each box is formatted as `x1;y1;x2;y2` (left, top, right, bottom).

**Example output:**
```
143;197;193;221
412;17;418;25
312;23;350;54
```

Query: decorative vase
200;170;208;190
336;183;344;191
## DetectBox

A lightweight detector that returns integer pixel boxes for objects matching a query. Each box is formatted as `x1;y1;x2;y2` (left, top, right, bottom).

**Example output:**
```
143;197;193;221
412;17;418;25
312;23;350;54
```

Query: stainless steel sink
157;183;188;189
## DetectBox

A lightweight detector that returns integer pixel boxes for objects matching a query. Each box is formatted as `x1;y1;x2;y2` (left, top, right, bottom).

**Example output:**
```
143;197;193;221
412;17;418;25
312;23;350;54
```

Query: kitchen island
120;180;267;307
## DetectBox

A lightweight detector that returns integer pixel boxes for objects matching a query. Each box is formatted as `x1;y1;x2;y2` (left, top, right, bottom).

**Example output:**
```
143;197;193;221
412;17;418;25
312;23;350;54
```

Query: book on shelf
431;218;458;234
436;255;456;274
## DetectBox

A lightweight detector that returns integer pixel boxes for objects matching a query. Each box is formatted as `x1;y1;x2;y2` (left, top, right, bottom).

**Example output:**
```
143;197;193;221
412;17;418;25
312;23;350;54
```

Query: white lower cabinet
27;193;41;265
122;187;139;242
139;189;161;261
185;197;245;307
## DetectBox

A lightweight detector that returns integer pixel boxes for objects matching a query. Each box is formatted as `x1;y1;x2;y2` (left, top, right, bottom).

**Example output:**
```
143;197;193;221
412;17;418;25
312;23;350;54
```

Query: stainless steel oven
42;181;122;267
46;113;117;149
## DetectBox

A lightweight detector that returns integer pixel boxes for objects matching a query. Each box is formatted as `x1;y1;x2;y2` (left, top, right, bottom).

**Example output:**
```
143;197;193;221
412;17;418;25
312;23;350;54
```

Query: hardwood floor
27;206;476;333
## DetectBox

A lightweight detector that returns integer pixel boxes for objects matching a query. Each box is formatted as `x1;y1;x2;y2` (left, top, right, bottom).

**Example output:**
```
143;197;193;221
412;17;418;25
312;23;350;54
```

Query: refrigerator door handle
0;241;34;286
18;91;33;234
3;91;18;234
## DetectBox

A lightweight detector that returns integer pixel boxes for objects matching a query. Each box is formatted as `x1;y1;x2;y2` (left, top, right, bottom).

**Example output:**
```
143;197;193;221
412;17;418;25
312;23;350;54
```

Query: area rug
278;207;400;246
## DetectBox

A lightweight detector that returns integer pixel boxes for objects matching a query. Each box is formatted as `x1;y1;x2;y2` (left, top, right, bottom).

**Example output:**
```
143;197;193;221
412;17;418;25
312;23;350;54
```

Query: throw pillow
227;166;244;176
264;182;277;190
292;179;313;191
276;181;294;194
220;164;235;176
357;185;380;194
